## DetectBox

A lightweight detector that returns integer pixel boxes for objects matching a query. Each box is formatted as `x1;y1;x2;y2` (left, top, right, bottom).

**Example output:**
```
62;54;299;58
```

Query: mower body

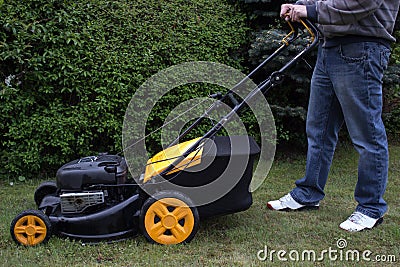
20;136;259;245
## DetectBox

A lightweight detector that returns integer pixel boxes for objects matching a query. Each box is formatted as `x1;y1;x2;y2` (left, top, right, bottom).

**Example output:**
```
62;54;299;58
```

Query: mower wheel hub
162;214;178;229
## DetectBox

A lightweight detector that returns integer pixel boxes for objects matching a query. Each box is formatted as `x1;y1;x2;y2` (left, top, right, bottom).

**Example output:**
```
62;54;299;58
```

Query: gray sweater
297;0;400;44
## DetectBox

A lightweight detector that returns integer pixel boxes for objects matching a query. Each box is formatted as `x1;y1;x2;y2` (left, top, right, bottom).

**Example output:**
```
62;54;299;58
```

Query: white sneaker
267;193;319;211
339;211;383;232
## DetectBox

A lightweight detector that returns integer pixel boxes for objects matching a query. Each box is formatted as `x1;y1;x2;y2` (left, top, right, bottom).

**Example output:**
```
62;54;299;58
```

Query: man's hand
280;4;307;22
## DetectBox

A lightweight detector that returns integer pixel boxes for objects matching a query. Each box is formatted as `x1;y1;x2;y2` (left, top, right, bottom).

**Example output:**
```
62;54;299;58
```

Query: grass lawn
0;142;399;266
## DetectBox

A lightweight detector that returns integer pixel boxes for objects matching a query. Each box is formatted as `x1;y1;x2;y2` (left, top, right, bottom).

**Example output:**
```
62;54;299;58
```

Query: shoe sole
267;203;320;211
375;217;384;226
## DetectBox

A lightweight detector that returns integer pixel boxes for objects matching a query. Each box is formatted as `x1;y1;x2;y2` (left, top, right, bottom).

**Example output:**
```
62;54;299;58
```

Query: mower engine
49;153;133;214
31;153;139;218
14;153;143;244
57;154;128;191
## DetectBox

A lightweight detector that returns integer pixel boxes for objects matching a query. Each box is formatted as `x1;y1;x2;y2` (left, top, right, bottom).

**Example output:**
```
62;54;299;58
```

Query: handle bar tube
157;19;320;178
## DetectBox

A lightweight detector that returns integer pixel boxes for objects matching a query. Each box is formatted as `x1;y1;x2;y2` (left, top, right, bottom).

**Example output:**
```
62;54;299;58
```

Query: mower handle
167;19;319;149
212;19;319;112
275;18;319;75
159;19;320;177
283;19;319;47
227;18;319;98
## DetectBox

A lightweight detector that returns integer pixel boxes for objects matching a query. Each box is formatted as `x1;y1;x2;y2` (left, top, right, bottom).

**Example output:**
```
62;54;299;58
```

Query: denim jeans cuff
355;207;381;219
290;191;320;206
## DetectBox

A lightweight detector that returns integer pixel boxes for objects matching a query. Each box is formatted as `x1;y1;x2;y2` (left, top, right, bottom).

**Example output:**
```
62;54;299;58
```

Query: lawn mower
10;19;319;246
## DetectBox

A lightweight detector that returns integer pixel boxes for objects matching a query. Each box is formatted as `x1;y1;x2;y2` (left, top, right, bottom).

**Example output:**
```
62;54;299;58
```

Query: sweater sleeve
306;5;318;22
316;0;386;25
296;0;316;4
295;0;318;22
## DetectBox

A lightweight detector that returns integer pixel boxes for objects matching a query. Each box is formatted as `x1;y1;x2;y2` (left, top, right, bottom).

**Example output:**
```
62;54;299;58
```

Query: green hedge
383;30;400;138
0;0;248;179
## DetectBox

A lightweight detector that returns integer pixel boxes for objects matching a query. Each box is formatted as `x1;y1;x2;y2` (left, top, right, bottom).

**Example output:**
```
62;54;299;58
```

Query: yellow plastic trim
143;138;203;183
144;198;194;245
13;215;47;246
299;19;315;43
282;20;315;46
282;20;296;46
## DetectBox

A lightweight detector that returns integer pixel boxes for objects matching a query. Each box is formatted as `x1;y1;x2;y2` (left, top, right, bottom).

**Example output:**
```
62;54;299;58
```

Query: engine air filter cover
60;192;104;213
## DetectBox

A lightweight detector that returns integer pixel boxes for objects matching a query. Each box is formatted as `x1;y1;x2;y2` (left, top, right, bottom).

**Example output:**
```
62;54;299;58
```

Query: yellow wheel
140;191;199;245
10;210;52;246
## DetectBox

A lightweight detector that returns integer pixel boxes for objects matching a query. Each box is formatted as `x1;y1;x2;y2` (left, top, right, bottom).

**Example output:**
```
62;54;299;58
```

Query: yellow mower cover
143;138;203;183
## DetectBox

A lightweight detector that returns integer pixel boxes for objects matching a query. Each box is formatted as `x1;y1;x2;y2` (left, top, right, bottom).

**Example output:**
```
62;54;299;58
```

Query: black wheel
139;191;200;245
34;181;57;207
10;210;52;246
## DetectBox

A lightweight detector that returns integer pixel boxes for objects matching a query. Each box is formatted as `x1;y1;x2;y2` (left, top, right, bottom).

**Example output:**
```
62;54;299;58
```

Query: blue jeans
290;42;390;219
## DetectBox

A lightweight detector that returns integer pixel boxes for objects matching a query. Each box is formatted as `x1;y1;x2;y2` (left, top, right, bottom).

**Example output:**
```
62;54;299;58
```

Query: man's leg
329;42;389;219
290;46;345;205
268;45;345;211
